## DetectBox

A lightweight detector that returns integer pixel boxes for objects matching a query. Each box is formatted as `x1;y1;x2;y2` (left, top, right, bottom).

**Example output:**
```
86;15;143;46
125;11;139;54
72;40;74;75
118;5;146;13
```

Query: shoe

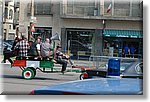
61;71;65;75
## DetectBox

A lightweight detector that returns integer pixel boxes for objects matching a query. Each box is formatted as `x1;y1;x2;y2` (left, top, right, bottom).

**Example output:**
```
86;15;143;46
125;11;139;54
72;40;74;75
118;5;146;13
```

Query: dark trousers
56;59;68;72
68;58;73;65
2;51;13;64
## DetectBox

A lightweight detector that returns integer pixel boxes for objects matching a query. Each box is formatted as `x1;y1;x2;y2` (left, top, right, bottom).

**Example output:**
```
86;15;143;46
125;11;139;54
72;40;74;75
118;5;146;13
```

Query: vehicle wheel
28;67;36;77
80;74;84;80
80;72;88;80
22;68;35;80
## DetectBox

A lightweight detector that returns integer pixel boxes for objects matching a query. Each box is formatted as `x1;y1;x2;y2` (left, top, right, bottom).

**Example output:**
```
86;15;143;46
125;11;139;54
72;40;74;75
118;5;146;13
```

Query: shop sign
103;30;143;38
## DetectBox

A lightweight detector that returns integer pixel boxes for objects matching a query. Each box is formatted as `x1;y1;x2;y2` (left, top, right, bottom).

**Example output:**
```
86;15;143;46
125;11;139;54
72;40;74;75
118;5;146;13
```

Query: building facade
4;0;143;59
3;0;14;40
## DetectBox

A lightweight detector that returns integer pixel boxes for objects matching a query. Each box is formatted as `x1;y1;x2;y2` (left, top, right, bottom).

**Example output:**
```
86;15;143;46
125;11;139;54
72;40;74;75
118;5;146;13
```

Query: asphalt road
0;63;81;95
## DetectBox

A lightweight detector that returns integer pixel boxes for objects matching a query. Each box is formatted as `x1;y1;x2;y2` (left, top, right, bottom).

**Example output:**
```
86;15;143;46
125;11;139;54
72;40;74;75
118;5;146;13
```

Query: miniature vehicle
78;59;142;80
11;33;61;80
79;68;107;80
12;56;55;80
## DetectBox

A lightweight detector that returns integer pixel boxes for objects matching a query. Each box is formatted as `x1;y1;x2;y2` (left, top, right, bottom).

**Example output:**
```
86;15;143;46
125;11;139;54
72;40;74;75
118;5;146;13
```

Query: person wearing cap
55;46;72;74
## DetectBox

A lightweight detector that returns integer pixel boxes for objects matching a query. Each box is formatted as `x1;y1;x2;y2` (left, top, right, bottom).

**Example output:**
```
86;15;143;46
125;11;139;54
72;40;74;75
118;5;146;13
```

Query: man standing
130;45;135;58
2;46;13;64
124;44;130;57
14;35;29;57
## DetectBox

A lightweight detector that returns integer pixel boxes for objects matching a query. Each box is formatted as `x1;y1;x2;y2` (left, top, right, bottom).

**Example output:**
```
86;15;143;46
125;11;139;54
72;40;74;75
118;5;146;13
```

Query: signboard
103;30;143;38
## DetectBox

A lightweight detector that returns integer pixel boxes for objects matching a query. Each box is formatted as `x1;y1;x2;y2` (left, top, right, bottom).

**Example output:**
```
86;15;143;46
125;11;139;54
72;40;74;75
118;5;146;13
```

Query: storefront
103;29;143;58
62;28;95;60
61;28;105;60
61;28;143;59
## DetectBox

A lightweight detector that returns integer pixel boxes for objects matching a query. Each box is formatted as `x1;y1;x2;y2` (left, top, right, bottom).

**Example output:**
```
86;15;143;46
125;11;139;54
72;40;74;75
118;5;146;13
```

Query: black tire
22;68;35;80
80;74;85;80
28;67;36;77
80;72;89;80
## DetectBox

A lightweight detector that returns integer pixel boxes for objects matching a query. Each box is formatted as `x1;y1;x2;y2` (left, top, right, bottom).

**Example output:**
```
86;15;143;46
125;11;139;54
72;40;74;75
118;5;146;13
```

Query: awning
103;29;143;38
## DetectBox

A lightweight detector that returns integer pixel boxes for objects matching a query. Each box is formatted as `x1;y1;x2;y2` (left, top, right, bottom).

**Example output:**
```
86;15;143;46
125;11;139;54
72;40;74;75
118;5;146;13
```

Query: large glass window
104;0;112;16
66;29;94;58
66;0;96;16
132;0;142;17
34;2;52;15
114;1;130;17
27;1;52;15
67;0;73;14
64;0;142;17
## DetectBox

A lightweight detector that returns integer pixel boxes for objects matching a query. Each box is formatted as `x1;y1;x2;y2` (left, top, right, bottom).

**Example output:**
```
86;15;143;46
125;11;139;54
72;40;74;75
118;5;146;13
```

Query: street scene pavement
0;0;143;95
0;60;82;95
0;52;104;95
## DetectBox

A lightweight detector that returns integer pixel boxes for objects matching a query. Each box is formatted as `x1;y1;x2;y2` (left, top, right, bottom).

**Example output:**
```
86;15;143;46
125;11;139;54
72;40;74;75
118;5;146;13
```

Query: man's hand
64;54;70;59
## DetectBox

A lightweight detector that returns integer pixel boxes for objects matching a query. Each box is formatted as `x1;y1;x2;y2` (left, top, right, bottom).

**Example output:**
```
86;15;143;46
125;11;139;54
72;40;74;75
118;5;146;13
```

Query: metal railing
89;55;140;69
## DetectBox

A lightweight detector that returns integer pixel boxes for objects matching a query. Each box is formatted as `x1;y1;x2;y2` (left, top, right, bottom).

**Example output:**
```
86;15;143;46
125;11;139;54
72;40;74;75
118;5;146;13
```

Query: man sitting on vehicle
40;38;53;60
55;46;73;74
36;37;42;58
14;35;29;57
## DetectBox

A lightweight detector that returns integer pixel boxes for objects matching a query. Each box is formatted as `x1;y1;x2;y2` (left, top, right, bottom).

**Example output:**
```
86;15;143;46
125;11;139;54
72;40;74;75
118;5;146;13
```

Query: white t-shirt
36;44;41;51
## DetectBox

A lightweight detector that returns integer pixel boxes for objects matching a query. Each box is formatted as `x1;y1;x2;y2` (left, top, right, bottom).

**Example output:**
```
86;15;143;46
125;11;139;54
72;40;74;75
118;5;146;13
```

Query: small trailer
11;33;61;80
12;56;56;80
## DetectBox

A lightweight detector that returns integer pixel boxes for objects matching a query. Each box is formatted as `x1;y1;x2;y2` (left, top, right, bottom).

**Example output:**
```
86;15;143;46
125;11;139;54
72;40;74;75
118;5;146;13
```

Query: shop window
67;29;94;57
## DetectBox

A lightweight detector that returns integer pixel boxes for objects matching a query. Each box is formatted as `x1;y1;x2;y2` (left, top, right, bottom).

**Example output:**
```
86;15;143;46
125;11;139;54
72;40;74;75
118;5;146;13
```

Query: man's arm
14;42;19;50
